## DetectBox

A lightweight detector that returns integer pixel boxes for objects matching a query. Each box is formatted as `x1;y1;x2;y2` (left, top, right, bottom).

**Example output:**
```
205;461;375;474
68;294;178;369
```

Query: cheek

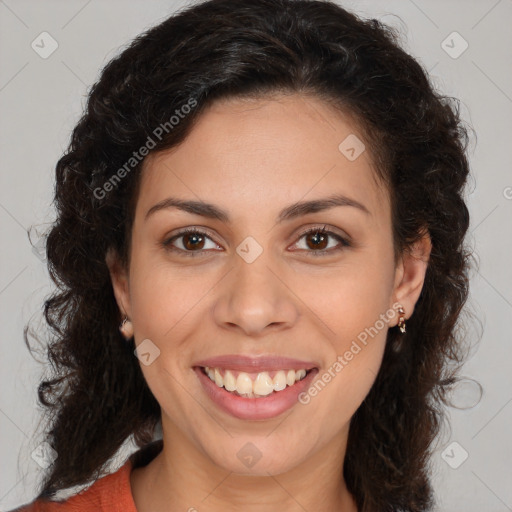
290;258;394;348
297;309;389;443
128;251;211;341
290;258;393;408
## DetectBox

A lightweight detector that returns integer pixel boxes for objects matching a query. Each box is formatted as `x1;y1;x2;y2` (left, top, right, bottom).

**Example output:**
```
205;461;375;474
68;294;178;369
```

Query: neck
131;420;358;512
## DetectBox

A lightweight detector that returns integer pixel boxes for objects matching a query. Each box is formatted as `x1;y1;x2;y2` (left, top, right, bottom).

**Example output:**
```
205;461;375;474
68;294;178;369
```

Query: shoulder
9;440;163;512
8;458;135;512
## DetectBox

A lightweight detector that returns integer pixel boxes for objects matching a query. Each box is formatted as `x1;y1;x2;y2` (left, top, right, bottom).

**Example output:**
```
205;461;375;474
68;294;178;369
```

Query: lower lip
194;366;319;420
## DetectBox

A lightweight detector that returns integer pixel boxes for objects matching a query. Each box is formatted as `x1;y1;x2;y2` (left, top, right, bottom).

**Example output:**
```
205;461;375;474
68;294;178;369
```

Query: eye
162;228;221;257
162;225;350;258
290;225;351;257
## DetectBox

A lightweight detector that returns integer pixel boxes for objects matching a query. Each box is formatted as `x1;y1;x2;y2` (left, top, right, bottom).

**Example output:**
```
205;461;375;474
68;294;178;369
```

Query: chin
204;436;309;477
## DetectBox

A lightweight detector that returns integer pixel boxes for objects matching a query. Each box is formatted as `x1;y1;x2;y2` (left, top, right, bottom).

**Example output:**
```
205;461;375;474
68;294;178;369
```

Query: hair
25;0;473;510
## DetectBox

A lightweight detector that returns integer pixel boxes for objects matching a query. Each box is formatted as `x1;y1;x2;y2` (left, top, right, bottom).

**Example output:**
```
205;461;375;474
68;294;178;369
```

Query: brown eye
304;231;329;251
163;226;350;258
292;226;351;257
182;232;206;250
163;228;220;256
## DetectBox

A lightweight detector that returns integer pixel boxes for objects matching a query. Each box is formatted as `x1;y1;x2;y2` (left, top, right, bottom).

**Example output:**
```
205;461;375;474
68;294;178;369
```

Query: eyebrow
145;193;371;223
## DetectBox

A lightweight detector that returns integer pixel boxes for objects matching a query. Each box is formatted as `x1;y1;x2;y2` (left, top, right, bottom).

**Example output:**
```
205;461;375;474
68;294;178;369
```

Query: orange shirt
9;440;163;512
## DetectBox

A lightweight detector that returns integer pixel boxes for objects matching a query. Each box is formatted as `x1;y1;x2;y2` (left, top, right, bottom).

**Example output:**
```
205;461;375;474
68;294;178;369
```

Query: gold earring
397;306;406;334
119;316;134;339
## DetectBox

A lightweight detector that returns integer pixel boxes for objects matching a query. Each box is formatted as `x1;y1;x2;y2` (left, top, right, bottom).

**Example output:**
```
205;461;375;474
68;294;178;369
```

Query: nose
212;253;300;337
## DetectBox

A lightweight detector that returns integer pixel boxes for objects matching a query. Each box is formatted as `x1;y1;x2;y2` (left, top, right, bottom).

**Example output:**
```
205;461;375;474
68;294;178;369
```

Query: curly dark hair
24;0;473;510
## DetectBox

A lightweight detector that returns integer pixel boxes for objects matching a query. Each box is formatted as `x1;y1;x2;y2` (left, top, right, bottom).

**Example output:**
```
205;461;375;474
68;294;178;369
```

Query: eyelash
162;225;351;258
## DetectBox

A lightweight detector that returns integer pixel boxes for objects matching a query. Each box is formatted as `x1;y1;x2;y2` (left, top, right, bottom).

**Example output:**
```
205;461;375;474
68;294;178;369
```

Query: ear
105;248;132;319
390;231;432;325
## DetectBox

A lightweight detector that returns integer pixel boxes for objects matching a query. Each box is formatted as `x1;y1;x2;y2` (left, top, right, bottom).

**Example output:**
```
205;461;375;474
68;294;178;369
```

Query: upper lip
193;355;319;373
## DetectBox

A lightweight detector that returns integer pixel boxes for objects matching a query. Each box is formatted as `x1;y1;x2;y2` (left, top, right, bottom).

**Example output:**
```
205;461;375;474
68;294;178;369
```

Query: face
109;93;429;477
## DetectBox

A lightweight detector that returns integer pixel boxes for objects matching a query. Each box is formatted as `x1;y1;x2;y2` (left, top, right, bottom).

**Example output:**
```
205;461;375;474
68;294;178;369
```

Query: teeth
253;372;274;396
214;368;224;388
224;370;237;392
295;369;306;381
235;372;253;394
203;366;309;397
273;370;286;391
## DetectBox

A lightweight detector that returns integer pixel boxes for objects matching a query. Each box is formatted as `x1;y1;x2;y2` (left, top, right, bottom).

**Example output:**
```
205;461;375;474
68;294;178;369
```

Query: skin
107;93;431;512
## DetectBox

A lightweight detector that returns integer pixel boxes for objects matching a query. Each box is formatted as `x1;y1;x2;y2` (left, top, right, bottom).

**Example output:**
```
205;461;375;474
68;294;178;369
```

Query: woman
12;0;472;510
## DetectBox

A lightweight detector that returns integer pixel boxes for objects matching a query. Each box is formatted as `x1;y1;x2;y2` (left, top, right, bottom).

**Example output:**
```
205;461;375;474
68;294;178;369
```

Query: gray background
1;0;511;510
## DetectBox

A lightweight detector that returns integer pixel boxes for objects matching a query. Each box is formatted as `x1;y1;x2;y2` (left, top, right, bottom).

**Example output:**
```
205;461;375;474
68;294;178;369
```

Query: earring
397;306;407;334
119;316;134;339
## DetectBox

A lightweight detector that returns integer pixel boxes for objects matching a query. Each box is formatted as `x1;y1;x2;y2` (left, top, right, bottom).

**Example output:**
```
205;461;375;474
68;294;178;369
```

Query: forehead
137;93;390;226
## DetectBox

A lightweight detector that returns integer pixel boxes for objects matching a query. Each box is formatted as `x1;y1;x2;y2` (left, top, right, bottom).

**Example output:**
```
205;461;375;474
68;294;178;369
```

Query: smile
202;366;310;398
193;359;319;420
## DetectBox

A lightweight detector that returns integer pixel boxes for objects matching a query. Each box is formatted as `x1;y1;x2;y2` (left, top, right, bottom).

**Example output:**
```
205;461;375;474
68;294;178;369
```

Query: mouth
199;366;315;398
193;361;319;420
